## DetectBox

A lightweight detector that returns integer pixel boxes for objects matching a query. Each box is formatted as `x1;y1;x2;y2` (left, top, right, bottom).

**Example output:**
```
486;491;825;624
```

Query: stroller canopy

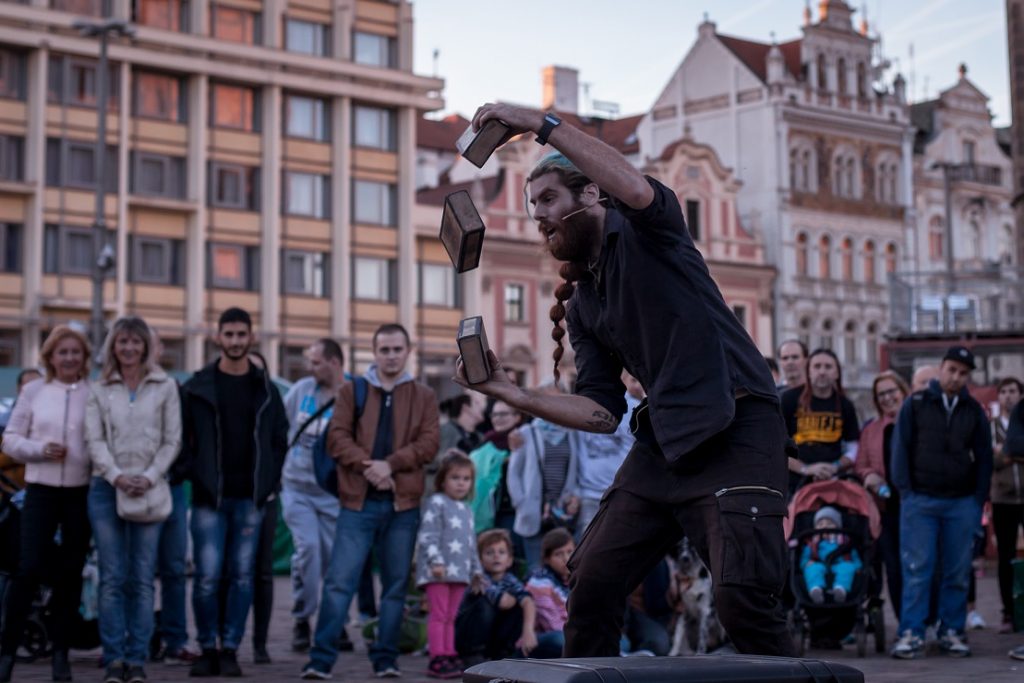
785;479;881;541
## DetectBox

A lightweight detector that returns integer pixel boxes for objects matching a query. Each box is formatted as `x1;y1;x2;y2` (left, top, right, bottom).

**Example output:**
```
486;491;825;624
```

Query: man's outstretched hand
453;350;517;403
472;103;543;138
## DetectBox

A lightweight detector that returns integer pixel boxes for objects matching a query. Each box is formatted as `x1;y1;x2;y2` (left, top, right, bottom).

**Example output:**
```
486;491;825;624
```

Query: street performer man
454;103;794;657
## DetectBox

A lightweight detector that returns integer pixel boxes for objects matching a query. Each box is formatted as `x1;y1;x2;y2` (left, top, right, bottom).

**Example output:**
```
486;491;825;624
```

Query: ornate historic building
634;0;913;388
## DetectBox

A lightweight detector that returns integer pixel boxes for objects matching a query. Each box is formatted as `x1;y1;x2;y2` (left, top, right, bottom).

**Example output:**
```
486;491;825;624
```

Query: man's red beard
540;201;601;263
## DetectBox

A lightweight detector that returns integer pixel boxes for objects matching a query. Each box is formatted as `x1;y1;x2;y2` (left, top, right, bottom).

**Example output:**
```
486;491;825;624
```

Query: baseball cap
942;345;976;370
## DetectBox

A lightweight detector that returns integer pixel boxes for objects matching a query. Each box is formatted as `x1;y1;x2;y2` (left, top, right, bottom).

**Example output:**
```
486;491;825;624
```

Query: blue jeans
898;492;980;637
190;498;263;650
87;477;164;665
157;483;189;651
310;499;419;672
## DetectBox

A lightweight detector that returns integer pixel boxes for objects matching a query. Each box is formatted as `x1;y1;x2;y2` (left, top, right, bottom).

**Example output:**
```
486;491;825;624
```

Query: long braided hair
526;153;602;384
799;347;844;413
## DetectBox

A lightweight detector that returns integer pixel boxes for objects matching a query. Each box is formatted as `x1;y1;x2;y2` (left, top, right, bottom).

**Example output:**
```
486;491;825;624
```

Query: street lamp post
72;18;134;359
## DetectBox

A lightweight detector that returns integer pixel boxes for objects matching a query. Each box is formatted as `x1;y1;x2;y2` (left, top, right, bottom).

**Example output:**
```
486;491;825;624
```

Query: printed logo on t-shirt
794;408;843;445
295;393;333;450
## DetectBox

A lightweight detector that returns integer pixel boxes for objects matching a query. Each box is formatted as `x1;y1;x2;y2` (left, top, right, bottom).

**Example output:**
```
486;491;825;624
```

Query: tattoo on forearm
585;410;617;432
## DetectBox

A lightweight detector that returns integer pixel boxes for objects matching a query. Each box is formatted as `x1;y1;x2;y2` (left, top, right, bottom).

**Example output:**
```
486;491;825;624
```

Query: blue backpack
304;377;368;498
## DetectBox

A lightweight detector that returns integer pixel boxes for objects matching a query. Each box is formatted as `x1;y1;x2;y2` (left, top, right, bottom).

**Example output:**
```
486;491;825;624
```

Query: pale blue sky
413;0;1011;127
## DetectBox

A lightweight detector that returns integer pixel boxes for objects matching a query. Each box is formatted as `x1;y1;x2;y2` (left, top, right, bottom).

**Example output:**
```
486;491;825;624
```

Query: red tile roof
417;113;471;151
555;111;644;155
717;34;803;83
416;172;503;208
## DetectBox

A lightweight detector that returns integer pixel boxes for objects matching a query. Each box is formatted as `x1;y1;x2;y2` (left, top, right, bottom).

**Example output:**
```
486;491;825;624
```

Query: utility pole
72;18;134;360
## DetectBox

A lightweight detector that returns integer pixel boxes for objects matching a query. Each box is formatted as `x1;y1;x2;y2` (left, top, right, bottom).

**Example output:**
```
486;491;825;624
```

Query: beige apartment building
0;0;446;384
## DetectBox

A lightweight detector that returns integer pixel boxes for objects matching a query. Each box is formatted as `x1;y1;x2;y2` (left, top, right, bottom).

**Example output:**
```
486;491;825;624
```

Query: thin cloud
885;0;958;35
913;22;1002;67
716;0;778;32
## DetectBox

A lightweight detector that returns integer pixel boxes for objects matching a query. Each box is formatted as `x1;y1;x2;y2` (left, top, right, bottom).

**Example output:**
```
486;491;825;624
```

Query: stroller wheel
854;619;867;658
788;611;806;658
14;615;49;663
869;606;887;654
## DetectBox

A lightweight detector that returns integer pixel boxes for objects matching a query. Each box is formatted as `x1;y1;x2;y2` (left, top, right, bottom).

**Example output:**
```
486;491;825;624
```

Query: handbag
115;476;172;523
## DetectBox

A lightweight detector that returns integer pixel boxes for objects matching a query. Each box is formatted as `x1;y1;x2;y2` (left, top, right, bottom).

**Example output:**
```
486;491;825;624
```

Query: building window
281;249;327;296
840;237;853;281
685;199;701;241
278;344;307;382
210;82;258;131
789;147;813;192
929;216;945;261
284;94;328;140
284;171;330;218
1002;224;1015;263
963;140;976;164
863;240;876;283
133;70;186;121
837;57;847;95
0;49;26;100
45;138;118;191
208;162;259;210
885;242;898;274
817;53;827;89
795;232;809;276
354;105;396;151
353;31;396;67
208;242;259;290
130;151;186;199
843;320;857;365
420;263;458;307
285;18;329;56
865;321;879;366
0;223;22;273
856;62;867;97
820;318;833;350
48;55;119;110
43;224;114;275
732;304;747;331
798;316;812;348
134;0;188;31
129;235;185;284
210;4;260;44
0;135;23;182
818;234;831;279
353;179;396;226
504;283;525;322
52;0;106;16
353;256;396;301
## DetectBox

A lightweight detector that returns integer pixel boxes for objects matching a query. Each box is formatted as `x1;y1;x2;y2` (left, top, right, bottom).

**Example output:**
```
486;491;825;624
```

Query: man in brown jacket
301;324;439;680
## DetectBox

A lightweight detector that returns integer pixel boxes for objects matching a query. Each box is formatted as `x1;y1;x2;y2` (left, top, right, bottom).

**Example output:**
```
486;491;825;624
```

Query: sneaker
808;586;824;604
891;630;924;659
831;586;847;603
427;656;448;679
189;649;220;678
104;660;126;683
293;620;312;652
300;664;333;680
164;647;199;666
968;610;986;630
125;665;147;683
253;644;272;665
374;661;402;678
219;648;243;677
1010;645;1024;660
938;629;971;657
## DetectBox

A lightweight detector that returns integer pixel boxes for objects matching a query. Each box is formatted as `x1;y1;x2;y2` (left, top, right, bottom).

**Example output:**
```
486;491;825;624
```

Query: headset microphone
560;196;607;221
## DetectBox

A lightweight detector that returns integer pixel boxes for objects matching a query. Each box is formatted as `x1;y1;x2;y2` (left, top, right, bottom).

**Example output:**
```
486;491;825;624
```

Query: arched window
799;316;812;348
968;219;982;260
833;156;845;196
841;237;854;281
837;57;847;95
790;145;814;192
888;163;898;203
863;240;876;283
802;150;812;190
821;318;834;350
789;148;798;189
819;234;832;279
817;53;828;90
866;321;879;366
845;157;856;197
796;232;809;276
857;62;867;97
844;320;858;365
928;216;945;261
885;242;898;274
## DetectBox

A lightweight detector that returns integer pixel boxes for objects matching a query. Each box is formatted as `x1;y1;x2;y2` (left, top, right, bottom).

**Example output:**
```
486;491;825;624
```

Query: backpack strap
289;397;335;451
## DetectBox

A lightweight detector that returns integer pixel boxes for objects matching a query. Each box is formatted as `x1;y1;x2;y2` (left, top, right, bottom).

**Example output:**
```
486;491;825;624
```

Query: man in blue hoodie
889;346;993;660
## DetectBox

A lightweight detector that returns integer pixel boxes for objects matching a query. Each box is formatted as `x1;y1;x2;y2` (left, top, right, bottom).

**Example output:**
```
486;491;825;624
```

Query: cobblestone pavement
9;570;1024;682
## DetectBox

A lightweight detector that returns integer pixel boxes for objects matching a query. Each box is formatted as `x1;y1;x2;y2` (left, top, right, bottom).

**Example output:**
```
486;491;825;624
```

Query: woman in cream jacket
85;317;181;683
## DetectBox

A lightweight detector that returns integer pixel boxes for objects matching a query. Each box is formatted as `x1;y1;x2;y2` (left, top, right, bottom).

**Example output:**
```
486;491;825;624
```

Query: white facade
634;1;913;388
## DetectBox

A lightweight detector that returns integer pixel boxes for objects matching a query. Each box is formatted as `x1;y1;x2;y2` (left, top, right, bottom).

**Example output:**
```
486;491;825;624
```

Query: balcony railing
943;163;1003;187
889;266;1024;335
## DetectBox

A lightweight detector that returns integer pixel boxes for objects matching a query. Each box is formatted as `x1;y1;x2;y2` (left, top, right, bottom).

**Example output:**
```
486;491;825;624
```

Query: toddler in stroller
786;479;883;657
800;506;862;605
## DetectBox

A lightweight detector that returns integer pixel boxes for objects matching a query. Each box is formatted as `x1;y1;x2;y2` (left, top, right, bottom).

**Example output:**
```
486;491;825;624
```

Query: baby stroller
0;471;100;662
785;479;884;657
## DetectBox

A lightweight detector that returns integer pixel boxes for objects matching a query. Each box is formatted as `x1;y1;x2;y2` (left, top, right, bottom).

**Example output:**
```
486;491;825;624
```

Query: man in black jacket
180;307;288;677
890;346;993;660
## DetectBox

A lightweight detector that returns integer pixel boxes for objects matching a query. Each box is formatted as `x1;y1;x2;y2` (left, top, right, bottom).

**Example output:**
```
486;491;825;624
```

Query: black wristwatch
535;112;561;146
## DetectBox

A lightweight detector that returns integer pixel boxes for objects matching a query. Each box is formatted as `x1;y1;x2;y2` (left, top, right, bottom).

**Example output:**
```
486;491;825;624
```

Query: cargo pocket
716;486;787;594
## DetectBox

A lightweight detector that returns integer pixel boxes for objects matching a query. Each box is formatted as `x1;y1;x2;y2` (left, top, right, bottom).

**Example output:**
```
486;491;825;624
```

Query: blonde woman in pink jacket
0;325;92;683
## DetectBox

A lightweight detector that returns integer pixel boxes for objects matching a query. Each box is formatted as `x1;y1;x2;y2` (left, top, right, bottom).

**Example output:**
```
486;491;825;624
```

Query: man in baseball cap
888;343;991;660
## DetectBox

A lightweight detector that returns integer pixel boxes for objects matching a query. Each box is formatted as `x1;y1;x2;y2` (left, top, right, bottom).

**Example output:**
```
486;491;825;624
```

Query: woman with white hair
85;316;181;683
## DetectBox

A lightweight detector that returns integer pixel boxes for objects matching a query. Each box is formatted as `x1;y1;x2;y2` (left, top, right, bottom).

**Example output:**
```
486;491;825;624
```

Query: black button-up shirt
567;177;778;464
